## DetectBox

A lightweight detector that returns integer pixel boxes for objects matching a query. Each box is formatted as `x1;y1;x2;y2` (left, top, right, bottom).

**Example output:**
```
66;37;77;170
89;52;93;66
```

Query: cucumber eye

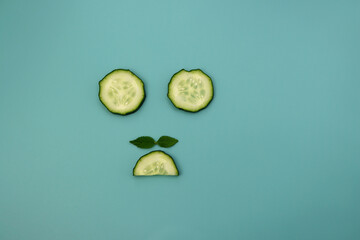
99;69;145;115
168;69;214;112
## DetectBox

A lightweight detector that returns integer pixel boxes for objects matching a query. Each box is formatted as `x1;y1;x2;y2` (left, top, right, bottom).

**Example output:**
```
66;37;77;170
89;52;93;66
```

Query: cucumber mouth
133;151;179;176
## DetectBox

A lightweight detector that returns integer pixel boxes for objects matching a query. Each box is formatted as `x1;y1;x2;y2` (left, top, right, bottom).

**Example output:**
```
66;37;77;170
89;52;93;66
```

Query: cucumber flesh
168;69;214;112
99;69;145;115
133;151;179;176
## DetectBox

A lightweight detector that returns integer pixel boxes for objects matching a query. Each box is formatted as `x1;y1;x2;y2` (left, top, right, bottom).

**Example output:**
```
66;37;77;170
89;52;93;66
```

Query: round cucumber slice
99;69;145;115
133;151;179;176
168;69;214;112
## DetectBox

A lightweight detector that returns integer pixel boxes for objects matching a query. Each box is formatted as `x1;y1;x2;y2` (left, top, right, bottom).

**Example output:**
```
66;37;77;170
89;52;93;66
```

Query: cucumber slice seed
99;69;145;115
133;151;179;176
168;69;214;112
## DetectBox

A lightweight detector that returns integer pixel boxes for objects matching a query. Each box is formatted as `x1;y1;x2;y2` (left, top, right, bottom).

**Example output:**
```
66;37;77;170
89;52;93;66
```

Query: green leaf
156;136;179;148
129;136;156;149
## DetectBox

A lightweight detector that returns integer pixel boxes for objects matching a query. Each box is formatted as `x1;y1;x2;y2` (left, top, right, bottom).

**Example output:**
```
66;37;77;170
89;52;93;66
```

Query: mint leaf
156;136;178;148
130;136;156;149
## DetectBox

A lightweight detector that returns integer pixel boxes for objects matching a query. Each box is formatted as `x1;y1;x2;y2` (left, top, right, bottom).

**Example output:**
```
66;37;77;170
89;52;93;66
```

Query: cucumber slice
99;69;145;115
133;151;179;176
168;69;214;112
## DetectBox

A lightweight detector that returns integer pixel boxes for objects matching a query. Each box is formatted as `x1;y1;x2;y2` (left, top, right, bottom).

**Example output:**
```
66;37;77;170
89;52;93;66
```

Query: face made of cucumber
98;68;214;176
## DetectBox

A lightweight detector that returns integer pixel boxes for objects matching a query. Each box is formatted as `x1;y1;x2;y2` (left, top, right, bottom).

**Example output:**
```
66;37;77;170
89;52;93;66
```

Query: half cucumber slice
99;69;145;115
133;151;179;176
168;69;214;112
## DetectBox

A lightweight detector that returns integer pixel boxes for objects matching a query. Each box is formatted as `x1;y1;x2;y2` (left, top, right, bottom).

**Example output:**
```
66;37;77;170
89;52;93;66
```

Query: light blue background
1;0;359;239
